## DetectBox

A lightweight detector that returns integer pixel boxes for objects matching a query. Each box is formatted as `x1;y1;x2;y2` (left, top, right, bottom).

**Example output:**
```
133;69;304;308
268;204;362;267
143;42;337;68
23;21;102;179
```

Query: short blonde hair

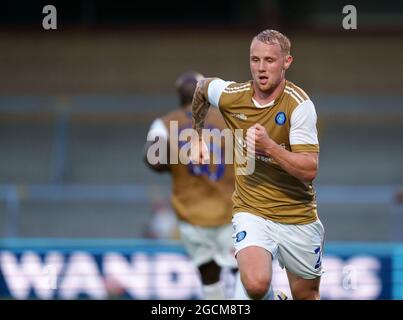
254;29;291;55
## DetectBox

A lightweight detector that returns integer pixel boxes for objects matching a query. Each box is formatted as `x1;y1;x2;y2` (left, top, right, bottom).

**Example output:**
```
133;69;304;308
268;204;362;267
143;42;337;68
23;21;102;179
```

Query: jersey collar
250;80;287;108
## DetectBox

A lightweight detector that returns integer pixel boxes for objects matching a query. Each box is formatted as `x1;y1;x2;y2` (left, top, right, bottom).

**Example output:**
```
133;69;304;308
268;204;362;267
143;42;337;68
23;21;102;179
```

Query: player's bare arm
191;78;215;135
247;123;318;182
190;78;215;164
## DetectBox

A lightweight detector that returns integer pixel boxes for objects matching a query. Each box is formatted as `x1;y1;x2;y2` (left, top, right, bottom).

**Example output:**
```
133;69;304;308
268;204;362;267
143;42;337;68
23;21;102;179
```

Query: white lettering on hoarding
103;252;150;299
0;251;383;300
154;254;202;299
58;252;107;299
0;251;63;299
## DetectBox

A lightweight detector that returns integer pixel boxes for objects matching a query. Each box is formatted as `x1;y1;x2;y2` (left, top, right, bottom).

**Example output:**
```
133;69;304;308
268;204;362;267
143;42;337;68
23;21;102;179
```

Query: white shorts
232;212;325;279
178;221;237;268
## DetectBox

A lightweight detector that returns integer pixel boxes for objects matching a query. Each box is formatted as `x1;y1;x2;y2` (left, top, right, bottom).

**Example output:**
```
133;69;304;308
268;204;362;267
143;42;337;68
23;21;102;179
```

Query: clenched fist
246;123;275;156
190;135;210;164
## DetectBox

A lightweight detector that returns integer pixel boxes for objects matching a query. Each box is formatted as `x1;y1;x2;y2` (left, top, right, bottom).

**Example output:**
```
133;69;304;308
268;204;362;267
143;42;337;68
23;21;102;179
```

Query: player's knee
243;273;271;300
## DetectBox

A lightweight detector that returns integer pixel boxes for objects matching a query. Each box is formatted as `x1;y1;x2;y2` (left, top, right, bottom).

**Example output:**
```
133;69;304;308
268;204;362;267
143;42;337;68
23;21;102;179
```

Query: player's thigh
237;245;273;284
232;212;277;281
277;219;325;280
212;223;238;268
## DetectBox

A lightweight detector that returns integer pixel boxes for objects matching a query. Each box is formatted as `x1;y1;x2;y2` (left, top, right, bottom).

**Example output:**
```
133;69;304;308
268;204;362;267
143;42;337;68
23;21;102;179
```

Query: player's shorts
178;221;237;268
232;212;325;279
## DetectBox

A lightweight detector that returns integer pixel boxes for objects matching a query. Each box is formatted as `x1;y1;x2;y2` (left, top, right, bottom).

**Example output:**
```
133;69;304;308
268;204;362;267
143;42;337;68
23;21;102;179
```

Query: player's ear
284;54;293;70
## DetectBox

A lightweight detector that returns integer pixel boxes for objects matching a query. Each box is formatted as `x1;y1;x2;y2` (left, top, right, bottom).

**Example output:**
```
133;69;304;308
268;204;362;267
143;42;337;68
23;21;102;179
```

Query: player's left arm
247;100;319;182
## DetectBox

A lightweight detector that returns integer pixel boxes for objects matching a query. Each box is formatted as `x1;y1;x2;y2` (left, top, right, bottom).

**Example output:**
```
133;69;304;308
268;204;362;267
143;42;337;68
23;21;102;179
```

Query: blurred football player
143;72;238;299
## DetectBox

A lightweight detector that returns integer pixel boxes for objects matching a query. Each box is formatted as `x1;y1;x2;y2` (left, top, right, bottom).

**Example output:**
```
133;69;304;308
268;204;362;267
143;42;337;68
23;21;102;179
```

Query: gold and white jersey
207;79;319;224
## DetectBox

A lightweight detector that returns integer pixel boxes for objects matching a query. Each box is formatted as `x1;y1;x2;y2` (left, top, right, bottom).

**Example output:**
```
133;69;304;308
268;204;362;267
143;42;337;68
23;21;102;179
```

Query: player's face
250;39;292;93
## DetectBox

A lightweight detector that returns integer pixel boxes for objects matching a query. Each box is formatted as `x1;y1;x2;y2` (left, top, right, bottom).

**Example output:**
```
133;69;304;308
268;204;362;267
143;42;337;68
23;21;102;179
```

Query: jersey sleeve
289;100;319;153
146;118;169;141
207;78;234;108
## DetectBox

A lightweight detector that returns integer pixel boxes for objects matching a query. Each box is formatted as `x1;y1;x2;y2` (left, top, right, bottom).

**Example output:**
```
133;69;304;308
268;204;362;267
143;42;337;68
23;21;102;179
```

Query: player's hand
190;135;210;164
246;123;274;156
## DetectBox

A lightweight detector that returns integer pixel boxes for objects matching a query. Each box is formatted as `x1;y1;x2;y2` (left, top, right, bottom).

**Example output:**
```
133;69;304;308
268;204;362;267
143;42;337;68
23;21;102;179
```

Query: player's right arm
190;78;212;164
191;78;213;135
191;77;233;132
191;77;233;163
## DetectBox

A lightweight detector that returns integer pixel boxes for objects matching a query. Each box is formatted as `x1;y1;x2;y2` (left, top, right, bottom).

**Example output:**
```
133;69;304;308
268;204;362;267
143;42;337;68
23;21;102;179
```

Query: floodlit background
0;0;402;299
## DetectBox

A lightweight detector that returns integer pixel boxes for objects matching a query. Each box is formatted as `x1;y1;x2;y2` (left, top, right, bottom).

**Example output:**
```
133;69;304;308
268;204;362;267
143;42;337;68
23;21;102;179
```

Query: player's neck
253;78;286;105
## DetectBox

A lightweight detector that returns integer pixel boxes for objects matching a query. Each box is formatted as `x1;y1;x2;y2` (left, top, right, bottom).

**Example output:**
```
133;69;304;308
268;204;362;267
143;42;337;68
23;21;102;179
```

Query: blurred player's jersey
207;79;319;225
147;108;234;227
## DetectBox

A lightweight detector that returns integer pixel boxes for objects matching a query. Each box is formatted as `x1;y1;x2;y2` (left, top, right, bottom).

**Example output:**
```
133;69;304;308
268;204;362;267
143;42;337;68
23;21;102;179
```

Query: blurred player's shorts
178;221;237;268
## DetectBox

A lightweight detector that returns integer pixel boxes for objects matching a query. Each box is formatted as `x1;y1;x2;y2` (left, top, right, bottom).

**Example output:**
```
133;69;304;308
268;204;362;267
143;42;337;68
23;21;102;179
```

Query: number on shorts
314;246;322;269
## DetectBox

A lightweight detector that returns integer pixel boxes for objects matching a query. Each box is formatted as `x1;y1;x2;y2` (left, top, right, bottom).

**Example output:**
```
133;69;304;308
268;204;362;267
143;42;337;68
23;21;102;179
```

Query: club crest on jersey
236;231;247;242
275;112;286;125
